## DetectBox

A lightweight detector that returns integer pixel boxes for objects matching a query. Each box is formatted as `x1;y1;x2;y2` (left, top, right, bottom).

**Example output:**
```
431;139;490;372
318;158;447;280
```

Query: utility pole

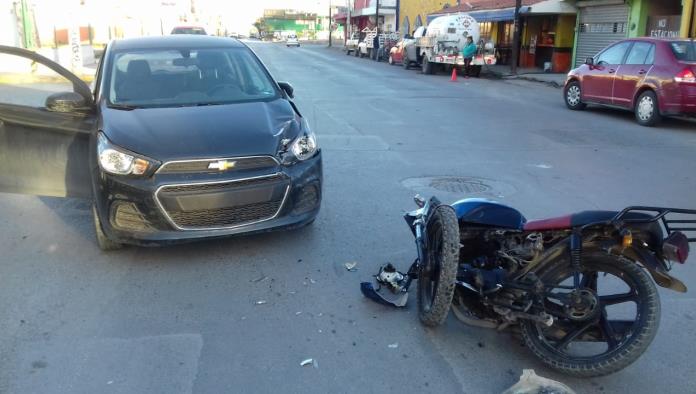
328;0;333;47
510;0;522;74
347;0;351;44
375;0;380;34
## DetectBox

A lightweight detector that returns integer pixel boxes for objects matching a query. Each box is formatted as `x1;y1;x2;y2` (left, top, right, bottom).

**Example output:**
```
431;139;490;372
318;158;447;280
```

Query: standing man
461;36;477;78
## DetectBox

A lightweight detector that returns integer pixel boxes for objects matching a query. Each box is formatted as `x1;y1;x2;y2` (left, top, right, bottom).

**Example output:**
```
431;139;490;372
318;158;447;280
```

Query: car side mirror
585;57;594;66
278;81;294;99
45;91;88;113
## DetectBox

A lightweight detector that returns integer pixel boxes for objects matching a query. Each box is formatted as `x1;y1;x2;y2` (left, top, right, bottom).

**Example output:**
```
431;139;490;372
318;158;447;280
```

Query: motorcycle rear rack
612;206;696;243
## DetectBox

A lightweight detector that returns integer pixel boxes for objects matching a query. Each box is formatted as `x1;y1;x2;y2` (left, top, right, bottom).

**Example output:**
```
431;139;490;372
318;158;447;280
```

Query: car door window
596;42;631;65
0;52;76;108
625;42;654;65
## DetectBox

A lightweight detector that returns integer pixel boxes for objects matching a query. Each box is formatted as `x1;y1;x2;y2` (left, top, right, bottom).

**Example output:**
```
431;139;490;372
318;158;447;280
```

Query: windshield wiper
108;104;141;111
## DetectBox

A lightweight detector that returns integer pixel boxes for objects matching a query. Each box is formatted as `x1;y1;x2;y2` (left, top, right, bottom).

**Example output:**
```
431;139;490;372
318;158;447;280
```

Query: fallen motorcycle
362;195;694;377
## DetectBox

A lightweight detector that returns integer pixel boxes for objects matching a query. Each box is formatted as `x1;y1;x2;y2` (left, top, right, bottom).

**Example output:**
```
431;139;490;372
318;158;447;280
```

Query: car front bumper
94;152;322;246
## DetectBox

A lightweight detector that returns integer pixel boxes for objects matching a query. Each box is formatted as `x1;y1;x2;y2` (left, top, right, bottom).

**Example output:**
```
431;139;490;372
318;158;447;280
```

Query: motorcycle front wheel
417;205;459;327
520;252;660;377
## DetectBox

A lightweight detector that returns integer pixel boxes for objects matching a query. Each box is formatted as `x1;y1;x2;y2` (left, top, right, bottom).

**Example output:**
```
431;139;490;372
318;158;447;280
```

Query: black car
0;36;322;250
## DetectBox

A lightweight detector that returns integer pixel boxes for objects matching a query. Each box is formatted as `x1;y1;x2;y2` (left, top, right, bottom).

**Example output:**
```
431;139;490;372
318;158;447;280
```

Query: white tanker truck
407;14;497;76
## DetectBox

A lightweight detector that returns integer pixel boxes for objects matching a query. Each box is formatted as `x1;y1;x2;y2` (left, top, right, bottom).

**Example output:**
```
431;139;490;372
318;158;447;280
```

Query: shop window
498;22;514;46
479;22;492;42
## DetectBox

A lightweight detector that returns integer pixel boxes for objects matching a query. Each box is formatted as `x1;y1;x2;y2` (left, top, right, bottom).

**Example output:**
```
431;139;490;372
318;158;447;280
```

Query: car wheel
635;90;662;127
402;56;410;70
93;204;122;251
564;81;586;111
422;57;433;75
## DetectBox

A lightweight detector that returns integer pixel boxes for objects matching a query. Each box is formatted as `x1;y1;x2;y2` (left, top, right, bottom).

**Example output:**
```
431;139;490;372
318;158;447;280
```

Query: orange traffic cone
451;68;458;82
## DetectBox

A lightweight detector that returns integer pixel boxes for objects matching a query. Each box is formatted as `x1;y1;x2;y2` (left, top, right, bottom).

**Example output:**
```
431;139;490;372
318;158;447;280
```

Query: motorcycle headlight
288;120;318;161
97;133;155;176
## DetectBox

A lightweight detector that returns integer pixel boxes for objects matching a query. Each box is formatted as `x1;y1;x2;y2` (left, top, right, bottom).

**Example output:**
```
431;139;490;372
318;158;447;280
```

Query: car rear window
172;27;207;35
670;41;696;61
107;47;279;108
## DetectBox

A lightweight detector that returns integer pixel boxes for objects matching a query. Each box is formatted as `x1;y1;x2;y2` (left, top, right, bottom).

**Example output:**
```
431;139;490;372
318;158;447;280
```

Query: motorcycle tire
417;205;459;327
520;252;660;377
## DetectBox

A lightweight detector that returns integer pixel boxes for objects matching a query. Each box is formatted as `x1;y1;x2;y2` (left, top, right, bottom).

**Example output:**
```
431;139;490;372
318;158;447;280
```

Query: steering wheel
207;84;242;97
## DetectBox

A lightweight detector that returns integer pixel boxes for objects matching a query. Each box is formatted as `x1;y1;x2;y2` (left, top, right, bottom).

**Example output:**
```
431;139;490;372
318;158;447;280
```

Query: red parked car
564;38;696;126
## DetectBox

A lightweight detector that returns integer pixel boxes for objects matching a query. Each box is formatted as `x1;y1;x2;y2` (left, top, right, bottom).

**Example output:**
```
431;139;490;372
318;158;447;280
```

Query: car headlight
288;119;317;161
97;133;156;176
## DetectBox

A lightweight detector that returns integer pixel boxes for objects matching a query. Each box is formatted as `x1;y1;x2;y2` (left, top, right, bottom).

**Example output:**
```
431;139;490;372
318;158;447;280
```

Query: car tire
422;57;433;75
564;81;586;111
93;204;122;251
354;48;359;57
402;56;410;70
635;90;662;127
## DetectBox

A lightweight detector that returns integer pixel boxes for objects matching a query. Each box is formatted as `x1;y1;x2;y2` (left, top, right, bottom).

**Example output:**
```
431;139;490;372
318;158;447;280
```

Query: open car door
0;45;95;198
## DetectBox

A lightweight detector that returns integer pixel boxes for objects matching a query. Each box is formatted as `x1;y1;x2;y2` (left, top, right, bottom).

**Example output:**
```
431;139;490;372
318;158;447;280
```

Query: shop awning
521;0;577;15
428;8;521;24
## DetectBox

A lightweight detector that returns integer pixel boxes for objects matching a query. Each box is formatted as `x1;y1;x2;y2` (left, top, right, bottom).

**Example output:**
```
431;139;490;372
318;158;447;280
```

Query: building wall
399;0;450;34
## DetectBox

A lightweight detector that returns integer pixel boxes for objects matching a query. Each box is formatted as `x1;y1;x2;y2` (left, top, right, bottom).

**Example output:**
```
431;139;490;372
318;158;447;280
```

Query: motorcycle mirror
414;194;425;208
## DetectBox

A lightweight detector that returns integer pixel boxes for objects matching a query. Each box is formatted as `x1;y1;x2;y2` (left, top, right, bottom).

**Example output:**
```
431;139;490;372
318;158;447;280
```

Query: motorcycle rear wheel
520;252;660;377
417;205;459;327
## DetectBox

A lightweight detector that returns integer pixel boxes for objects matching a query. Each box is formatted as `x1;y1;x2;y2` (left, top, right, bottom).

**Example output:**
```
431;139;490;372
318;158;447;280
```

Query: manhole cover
401;176;517;198
429;177;492;193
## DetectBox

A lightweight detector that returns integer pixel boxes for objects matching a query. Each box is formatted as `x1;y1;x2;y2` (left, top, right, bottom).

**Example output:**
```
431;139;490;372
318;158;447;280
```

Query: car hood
100;99;299;161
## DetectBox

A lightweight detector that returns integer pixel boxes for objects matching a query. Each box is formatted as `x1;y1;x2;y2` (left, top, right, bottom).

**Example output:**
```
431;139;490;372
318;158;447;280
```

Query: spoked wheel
521;252;660;377
417;205;459;327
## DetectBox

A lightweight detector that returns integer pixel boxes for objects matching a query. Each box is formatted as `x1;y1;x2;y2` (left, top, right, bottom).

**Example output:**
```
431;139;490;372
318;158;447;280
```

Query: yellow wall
399;0;450;33
681;0;695;37
555;15;576;48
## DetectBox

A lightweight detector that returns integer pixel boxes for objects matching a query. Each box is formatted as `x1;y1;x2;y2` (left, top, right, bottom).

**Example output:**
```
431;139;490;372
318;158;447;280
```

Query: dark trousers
464;57;472;76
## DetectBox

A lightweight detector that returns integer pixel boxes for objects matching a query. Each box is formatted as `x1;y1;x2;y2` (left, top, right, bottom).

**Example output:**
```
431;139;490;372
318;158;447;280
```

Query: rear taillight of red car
663;232;690;264
675;68;696;83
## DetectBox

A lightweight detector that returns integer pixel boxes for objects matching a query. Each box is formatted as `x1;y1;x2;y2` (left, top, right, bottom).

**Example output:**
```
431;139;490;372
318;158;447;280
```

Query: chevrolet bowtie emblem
208;160;236;171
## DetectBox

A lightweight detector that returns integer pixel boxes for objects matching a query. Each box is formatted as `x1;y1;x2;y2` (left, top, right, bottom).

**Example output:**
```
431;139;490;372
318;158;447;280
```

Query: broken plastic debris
388;342;399;349
344;262;358;271
501;369;575;394
300;358;318;368
255;300;268;305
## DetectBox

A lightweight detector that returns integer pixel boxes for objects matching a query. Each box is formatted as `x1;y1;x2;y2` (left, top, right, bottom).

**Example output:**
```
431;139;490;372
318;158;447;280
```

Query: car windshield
108;47;279;108
670;41;696;61
172;27;206;35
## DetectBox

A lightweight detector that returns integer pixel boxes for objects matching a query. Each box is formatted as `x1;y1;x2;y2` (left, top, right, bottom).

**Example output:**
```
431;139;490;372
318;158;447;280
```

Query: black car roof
110;35;244;51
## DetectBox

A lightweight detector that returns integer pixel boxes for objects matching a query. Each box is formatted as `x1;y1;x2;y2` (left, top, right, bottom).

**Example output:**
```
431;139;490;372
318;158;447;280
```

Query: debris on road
501;370;575;394
310;278;317;284
255;300;268;305
344;262;358;272
251;275;268;283
295;311;302;315
300;358;319;368
388;342;399;349
360;264;412;308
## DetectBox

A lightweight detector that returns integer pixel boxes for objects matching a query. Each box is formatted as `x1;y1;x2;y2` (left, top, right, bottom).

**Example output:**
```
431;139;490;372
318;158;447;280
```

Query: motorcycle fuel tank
451;198;526;229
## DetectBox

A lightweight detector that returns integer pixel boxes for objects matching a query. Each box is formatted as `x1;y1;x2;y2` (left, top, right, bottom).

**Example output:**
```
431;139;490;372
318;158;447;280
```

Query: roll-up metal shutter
576;4;630;66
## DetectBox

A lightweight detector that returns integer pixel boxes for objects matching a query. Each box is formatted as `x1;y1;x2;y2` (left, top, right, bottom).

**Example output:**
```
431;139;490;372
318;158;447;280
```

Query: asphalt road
2;41;696;394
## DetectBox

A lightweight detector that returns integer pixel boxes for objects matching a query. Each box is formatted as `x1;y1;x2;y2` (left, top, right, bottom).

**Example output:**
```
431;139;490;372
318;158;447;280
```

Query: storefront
519;1;577;72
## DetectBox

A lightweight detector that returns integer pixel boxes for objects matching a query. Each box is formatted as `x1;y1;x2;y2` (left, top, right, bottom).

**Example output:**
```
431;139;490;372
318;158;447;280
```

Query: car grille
156;174;289;230
168;200;283;228
157;156;278;175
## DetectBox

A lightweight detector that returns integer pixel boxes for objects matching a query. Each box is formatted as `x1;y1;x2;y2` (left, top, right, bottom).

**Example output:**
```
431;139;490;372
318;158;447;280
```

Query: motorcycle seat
524;211;653;231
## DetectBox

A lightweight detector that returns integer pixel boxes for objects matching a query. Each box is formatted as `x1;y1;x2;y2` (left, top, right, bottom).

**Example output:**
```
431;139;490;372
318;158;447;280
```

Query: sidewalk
481;65;567;88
